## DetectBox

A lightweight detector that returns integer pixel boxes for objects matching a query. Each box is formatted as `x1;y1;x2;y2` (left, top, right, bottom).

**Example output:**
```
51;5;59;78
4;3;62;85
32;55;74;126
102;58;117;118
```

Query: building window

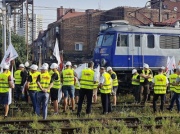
75;43;83;51
164;13;169;20
135;35;140;47
160;35;180;49
147;35;154;48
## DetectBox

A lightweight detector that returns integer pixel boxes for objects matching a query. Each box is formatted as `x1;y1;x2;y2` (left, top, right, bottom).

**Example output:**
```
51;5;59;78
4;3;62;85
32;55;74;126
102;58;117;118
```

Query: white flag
94;65;100;82
166;56;170;73
53;39;61;65
8;67;14;105
0;44;18;66
75;63;87;79
168;56;176;71
0;44;18;105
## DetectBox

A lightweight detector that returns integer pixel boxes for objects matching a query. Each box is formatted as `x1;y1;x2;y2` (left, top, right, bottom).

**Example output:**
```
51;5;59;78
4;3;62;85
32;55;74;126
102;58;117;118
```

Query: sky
34;0;149;29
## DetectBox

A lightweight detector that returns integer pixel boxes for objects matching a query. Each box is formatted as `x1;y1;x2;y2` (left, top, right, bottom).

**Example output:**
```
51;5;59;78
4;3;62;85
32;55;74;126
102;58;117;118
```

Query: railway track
0;109;177;133
0;125;163;134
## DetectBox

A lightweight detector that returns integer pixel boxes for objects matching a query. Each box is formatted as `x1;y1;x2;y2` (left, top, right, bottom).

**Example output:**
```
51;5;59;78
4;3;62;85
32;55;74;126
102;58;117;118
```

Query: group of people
0;61;179;119
0;61;119;119
131;63;180;113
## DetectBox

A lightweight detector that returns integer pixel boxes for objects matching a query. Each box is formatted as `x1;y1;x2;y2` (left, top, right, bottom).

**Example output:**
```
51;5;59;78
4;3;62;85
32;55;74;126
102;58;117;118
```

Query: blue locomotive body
93;21;180;71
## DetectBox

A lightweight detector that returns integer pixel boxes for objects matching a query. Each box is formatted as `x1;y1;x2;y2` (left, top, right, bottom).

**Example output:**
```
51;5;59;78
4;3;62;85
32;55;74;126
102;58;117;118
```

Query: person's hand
42;89;47;93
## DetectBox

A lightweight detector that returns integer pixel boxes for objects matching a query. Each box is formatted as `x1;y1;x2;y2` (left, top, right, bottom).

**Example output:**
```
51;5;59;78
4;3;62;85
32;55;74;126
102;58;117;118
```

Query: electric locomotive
93;20;180;93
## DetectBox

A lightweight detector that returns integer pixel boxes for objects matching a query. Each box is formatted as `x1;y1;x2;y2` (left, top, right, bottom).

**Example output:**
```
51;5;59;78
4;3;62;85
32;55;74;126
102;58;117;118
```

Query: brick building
151;0;180;17
32;6;177;64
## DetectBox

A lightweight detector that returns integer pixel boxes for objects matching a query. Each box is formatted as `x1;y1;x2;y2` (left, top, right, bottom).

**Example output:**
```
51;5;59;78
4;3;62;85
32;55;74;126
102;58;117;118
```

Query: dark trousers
169;92;180;112
140;84;150;104
15;84;22;101
77;88;93;114
101;93;111;113
132;85;140;103
153;94;165;112
28;90;37;113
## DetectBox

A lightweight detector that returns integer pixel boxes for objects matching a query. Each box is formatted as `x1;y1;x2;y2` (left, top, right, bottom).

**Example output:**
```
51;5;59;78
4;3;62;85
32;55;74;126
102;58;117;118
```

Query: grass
0;94;179;133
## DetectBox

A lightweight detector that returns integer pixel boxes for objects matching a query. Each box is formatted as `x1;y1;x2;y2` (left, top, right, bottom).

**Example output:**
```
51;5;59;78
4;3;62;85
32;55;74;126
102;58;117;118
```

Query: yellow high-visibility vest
110;71;118;87
132;74;140;85
52;71;61;89
140;69;153;83
49;70;54;76
75;77;80;90
29;71;40;91
62;69;74;86
100;72;112;94
37;72;51;92
14;70;22;85
153;74;167;94
80;68;95;90
0;73;10;93
169;73;178;91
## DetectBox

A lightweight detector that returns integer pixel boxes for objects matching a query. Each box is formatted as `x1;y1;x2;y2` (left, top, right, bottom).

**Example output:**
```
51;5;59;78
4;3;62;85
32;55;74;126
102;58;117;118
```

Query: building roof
62;12;85;19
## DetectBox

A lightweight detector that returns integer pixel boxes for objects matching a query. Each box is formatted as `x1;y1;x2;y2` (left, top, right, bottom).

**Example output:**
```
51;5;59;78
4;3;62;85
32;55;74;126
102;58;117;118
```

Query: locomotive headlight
101;58;107;66
100;24;108;32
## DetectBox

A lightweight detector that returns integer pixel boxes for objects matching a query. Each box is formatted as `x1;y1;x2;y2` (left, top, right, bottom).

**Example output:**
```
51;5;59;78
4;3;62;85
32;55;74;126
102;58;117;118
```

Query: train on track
93;20;180;93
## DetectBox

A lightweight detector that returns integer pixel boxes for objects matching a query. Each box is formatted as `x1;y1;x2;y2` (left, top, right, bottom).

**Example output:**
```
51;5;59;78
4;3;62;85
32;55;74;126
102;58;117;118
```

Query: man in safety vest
167;68;180;112
36;65;53;119
26;64;39;113
98;67;112;114
14;64;26;101
152;68;168;113
77;61;97;117
140;63;153;105
61;61;76;112
0;64;14;118
131;69;140;104
107;66;118;106
50;63;61;115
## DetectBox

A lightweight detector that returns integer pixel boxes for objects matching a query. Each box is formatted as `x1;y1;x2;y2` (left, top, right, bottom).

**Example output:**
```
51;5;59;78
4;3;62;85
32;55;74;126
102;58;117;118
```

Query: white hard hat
143;63;149;69
40;65;48;70
30;64;38;71
161;66;165;70
66;61;72;66
50;63;58;69
19;64;25;68
132;69;137;74
73;65;77;68
25;61;29;67
43;63;49;68
2;64;9;70
107;66;112;71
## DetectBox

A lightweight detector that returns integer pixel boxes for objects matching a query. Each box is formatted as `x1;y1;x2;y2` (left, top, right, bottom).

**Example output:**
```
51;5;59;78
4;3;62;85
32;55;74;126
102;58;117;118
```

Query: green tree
11;32;26;63
0;26;27;63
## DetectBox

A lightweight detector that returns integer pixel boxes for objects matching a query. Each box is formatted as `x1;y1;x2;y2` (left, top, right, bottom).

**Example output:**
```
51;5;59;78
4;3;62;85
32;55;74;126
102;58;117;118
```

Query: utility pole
13;9;16;33
159;0;162;22
2;0;6;55
26;0;28;60
7;5;12;45
32;0;34;44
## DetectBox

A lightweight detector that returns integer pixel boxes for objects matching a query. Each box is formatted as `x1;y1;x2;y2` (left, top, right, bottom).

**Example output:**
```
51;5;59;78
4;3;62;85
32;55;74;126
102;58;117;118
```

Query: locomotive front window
96;35;104;47
102;34;114;46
